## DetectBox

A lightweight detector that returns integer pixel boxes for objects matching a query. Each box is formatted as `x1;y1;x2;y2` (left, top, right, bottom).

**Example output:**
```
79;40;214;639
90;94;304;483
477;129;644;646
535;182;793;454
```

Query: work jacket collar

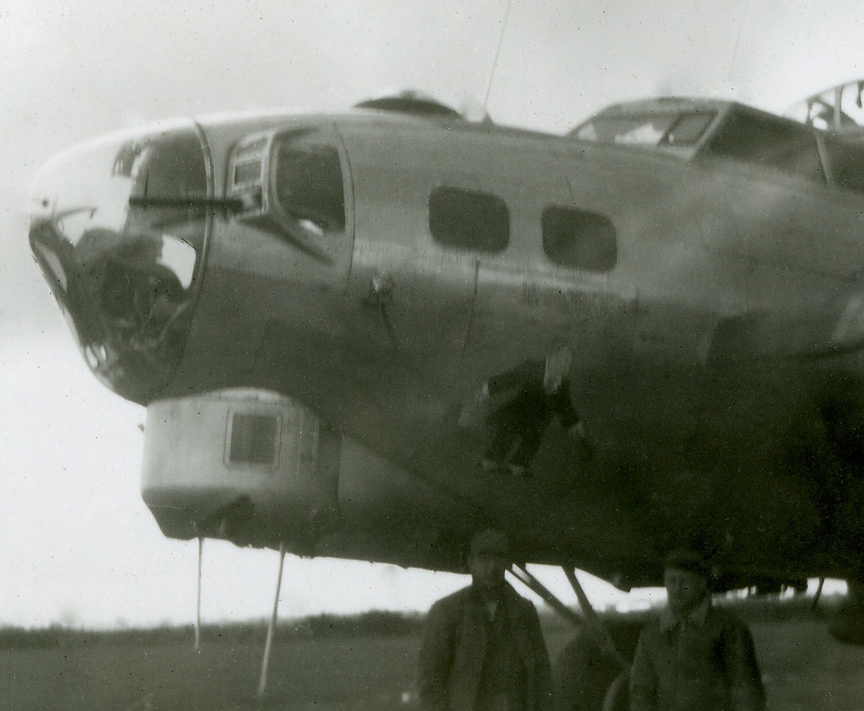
470;580;515;607
659;595;711;632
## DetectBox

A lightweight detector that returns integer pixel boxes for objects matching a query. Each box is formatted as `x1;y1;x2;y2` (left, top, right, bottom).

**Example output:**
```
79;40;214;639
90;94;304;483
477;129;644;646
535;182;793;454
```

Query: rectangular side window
667;113;714;146
228;412;280;466
275;144;346;234
542;206;617;273
429;186;509;253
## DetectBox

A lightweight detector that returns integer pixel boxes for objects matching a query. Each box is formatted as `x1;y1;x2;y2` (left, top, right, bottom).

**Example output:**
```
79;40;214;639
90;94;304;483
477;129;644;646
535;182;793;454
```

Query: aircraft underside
139;262;864;592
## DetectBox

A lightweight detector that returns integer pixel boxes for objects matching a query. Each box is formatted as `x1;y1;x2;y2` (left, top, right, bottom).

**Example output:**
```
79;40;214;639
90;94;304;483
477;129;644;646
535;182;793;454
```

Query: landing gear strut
509;564;636;711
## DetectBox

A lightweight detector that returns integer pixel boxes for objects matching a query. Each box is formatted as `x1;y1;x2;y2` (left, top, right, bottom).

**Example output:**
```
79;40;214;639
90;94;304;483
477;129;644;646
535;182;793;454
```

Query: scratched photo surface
3;2;864;709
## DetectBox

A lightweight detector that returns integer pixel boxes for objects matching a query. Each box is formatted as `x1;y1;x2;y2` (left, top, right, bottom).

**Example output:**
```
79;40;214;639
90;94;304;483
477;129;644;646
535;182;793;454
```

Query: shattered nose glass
28;120;210;401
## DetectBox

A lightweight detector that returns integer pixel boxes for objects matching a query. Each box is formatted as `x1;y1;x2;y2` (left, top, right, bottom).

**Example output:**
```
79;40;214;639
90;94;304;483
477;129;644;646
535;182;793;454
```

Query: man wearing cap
417;529;554;711
629;550;765;711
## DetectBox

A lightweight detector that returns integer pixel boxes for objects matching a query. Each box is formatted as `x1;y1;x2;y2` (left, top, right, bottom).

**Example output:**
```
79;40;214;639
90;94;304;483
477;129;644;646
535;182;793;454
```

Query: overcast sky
1;0;862;629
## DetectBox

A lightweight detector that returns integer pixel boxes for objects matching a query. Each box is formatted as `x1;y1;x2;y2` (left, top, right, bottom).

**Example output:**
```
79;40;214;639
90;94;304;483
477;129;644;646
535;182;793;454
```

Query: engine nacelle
141;389;341;550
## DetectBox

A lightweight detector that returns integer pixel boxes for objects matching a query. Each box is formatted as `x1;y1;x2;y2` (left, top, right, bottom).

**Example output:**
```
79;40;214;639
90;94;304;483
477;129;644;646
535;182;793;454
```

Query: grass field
2;614;864;710
756;619;864;710
0;630;430;711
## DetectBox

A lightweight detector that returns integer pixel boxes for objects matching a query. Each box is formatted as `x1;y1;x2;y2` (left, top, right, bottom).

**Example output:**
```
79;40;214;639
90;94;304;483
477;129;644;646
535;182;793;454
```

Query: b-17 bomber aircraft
27;89;864;701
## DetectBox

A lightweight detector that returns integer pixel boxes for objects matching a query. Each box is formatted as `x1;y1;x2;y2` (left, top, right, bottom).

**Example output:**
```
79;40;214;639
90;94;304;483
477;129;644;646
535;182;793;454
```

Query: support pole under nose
812;577;826;612
258;543;287;699
563;566;629;669
195;537;203;651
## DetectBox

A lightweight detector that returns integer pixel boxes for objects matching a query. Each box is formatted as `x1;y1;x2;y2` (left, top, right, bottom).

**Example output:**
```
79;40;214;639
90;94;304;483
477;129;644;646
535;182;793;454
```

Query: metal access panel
141;388;340;548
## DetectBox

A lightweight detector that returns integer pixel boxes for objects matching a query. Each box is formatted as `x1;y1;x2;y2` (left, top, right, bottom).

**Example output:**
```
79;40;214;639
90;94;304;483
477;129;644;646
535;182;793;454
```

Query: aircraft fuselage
29;99;864;589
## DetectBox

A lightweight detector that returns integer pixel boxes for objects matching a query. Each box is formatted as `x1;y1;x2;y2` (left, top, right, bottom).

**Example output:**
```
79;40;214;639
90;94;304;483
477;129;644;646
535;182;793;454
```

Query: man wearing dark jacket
417;529;554;711
479;346;587;477
630;550;765;711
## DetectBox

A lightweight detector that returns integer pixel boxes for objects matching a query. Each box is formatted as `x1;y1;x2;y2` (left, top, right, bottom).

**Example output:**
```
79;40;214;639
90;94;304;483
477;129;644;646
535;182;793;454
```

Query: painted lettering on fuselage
520;281;640;317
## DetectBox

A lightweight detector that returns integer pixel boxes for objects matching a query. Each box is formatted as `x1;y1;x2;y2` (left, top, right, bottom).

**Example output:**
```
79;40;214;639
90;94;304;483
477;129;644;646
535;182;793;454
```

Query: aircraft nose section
28;120;210;402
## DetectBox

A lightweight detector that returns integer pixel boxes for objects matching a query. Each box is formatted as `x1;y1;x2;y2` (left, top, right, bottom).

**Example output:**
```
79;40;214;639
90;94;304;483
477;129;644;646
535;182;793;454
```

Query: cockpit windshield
573;111;715;149
29;121;209;401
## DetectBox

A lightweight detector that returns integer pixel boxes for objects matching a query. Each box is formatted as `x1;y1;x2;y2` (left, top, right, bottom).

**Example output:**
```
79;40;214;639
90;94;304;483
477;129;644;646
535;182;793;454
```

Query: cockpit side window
428;186;509;253
667;113;714;146
706;112;825;184
275;143;346;235
542;206;617;272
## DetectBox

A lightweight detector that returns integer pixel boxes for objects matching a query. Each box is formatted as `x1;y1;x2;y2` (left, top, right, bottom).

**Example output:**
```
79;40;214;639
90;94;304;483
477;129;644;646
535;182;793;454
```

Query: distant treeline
717;591;841;623
0;593;841;650
539;592;842;635
0;610;426;650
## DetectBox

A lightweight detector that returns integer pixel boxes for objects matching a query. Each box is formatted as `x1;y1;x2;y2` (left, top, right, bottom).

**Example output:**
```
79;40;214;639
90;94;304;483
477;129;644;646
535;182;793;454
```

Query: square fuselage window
429;186;509;253
228;412;280;466
542;206;617;272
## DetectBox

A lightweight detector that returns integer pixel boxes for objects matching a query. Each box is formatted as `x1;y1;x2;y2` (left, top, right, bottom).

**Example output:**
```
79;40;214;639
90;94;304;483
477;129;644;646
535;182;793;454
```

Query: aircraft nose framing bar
508;564;630;670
